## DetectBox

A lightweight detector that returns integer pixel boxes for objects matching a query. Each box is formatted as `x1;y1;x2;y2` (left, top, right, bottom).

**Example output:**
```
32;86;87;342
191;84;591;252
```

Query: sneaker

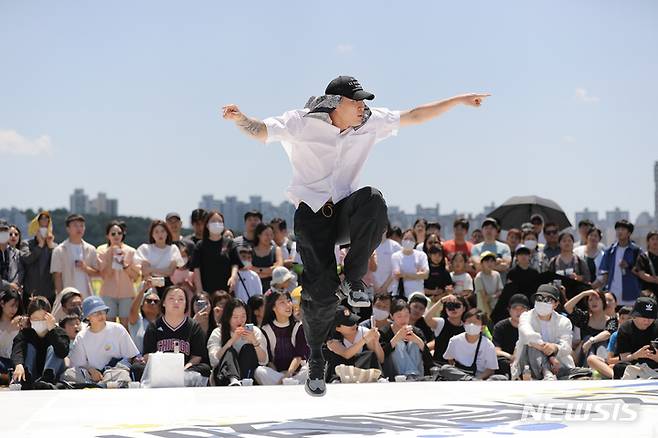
228;377;242;387
543;370;557;381
337;280;370;308
305;358;327;397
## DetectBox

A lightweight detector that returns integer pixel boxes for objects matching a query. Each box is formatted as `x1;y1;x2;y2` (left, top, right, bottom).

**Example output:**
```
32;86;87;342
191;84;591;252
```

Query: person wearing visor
223;75;490;396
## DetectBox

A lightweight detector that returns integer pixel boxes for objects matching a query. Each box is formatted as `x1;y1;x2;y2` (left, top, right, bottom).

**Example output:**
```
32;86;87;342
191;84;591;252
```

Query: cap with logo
335;305;360;327
325;76;375;101
630;297;657;319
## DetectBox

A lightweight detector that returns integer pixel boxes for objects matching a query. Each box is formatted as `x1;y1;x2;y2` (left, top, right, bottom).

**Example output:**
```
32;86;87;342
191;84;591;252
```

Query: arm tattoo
236;116;266;138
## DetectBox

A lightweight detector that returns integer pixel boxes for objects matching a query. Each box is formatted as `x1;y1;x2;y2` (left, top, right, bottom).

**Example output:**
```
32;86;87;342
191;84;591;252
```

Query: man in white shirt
222;75;490;397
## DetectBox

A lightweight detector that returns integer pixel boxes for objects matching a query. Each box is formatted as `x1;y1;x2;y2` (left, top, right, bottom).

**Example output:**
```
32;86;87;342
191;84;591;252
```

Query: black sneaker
305;358;327;397
337;280;370;308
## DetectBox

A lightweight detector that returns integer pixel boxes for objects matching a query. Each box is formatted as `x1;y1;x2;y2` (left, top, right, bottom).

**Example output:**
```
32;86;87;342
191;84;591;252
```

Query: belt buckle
321;202;334;218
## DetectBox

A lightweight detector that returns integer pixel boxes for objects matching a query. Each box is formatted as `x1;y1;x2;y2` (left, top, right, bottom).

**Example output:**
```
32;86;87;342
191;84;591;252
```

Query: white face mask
464;323;481;336
31;320;49;335
208;222;225;235
534;301;554;316
0;231;8;244
401;239;415;250
39;227;49;238
241;260;252;268
372;307;389;321
524;240;537;251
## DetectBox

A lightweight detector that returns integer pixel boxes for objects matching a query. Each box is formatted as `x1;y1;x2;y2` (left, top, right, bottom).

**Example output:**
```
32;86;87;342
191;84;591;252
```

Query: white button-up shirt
263;107;400;213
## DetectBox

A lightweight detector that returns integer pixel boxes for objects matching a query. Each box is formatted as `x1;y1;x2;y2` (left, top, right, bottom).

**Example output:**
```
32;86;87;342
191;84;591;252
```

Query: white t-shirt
610;245;627;298
451;272;474;294
539;319;552;343
443;333;499;376
342;326;367;354
235;270;263;304
68;243;89;294
69;321;140;370
391;249;429;296
134;244;184;271
373;239;402;293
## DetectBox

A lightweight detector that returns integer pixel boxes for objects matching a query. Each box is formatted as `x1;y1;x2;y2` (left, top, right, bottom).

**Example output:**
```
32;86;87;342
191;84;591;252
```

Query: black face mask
429;246;442;255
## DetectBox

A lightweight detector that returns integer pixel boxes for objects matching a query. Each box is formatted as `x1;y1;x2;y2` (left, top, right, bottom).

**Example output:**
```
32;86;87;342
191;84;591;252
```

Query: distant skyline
2;1;657;223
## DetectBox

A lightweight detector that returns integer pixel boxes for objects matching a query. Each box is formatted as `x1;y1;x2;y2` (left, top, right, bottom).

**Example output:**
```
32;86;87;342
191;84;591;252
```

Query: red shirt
442;240;473;258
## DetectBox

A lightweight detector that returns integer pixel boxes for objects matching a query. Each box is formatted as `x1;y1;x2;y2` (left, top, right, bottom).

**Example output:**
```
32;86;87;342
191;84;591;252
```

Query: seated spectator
142;286;211;386
360;293;392;330
471;218;511;273
59;314;81;348
135;220;185;296
57;288;83;321
442;218;474;260
439;308;505;381
0;290;24;381
269;266;297;294
423;237;453;299
493;294;529;378
424;294;469;364
210;291;231;330
10;296;69;389
612;297;658;379
256;290;309;385
522;230;548;273
407;292;434;343
97;221;140;328
189;291;212;339
247;295;265;327
474;251;503;318
325;305;384;382
548;232;590;285
574;227;606;289
252;223;283;291
234;246;263;304
634;230;658;297
207;298;268;386
379;299;431;380
512;284;577;380
191;211;232;294
391;229;429;299
65;296;141;386
586;306;632;379
21;211;57;306
564;290;610;365
128;282;161;354
0;220;23;294
450;252;475;307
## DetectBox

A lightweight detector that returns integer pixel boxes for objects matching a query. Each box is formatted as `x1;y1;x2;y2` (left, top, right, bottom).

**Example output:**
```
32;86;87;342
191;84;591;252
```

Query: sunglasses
545;230;558;235
145;298;160;305
535;295;557;303
110;231;123;236
445;302;463;310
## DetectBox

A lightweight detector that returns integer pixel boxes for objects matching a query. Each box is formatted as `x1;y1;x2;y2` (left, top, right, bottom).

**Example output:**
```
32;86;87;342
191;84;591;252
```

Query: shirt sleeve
391;252;401;273
69;333;88;368
142;322;157;354
294;324;310;359
482;339;499;370
367;107;401;144
492;321;505;348
119;328;140;359
263;110;305;144
50;246;63;274
432;317;446;338
495;272;504;290
189;320;207;358
499;243;512;261
599;249;611;274
463;274;474;291
443;337;457;360
418;251;429;271
207;327;222;368
567;307;590;329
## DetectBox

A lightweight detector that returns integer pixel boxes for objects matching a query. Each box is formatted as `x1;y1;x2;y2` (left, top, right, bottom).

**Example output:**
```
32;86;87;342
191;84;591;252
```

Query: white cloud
0;129;53;156
575;88;600;103
335;44;354;55
562;135;576;144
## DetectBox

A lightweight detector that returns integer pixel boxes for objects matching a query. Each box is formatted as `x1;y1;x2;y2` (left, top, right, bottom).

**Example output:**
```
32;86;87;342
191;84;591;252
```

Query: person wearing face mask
0;220;24;295
21;212;57;306
234;246;263;305
391;229;429;299
522;230;548;273
10;296;69;389
191;211;233;295
361;293;392;329
58;288;84;321
439;309;504;381
511;284;580;380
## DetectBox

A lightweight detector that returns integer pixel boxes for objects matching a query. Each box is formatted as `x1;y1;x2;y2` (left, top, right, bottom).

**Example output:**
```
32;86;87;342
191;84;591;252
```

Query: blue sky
2;0;657;226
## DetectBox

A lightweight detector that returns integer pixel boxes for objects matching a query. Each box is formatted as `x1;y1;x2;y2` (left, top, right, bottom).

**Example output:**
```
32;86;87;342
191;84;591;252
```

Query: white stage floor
2;380;658;437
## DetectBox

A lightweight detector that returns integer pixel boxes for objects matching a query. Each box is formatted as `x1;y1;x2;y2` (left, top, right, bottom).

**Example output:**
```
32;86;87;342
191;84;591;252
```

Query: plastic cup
241;378;253;386
394;375;407;382
128;382;141;389
106;381;120;389
9;383;22;391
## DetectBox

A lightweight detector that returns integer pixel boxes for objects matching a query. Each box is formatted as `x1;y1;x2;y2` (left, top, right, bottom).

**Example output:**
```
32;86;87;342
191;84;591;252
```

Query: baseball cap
509;293;530;309
325;76;375;101
479;251;497;262
481;217;499;229
335;305;360;327
630;297;657;319
82;296;110;319
408;292;430;307
533;284;560;301
165;212;181;221
60;287;82;305
515;245;531;255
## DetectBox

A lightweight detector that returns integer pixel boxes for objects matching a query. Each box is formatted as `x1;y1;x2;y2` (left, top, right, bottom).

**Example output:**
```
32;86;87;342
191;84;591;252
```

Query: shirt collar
303;94;372;131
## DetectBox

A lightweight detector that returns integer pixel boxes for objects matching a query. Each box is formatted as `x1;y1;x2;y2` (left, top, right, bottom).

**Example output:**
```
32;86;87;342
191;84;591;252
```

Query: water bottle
522;365;532;381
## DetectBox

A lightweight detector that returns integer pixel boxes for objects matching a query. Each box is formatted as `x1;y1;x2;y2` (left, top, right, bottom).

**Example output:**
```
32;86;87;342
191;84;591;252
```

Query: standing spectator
234;246;263;304
8;225;28;252
252;223;283;291
230;210;262;268
493;294;529;378
185;208;207;246
634;230;658;296
442;218;474;259
511;284;577;380
271;218;294;269
423;237;453;299
574;227;606;289
506;228;522;260
547;232;590;284
97;221;140;328
0;290;24;380
21;211;57;305
1;220;24;293
373;227;402;295
389;226;403;245
470;229;484;245
575;219;594;247
506;245;540;297
128;281;161;354
50;214;99;311
165;212;194;254
522;229;548;273
530;214;546;244
191;211;232;294
599;220;642;306
142;286;212;386
391;229;429;298
10;296;69;389
424;294;469;364
450;252;474;306
135;220;184;296
413;219;427;249
542;222;561;260
474;252;503;318
470;218;511;273
612;297;658;379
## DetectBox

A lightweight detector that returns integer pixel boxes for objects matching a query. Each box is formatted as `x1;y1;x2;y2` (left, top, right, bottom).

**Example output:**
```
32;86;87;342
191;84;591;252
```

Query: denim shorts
102;296;133;319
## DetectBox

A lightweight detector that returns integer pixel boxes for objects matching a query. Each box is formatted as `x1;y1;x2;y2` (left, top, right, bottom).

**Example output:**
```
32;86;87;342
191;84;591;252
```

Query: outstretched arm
399;93;491;127
222;104;268;143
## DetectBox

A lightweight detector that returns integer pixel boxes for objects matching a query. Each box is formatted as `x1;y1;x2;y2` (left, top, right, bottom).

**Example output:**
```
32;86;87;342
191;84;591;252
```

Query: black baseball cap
515;245;531;255
325;76;375;101
244;210;263;222
335;305;360;327
533;284;560;301
630;297;657;319
509;293;530;309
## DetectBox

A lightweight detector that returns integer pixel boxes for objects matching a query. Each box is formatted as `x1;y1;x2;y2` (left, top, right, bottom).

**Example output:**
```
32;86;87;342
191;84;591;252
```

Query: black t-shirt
492;318;518;355
506;265;541;298
424;262;453;291
143;316;207;364
190;238;232;293
614;319;658;369
635;251;658;294
414;317;434;345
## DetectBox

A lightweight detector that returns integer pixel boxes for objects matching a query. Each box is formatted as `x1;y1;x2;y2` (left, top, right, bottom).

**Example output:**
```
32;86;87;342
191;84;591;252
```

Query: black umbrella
489;195;572;231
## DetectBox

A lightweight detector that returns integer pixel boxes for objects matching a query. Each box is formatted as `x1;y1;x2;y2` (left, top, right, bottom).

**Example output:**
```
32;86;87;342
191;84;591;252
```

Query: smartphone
370;316;375;328
194;300;208;312
650;340;658;353
152;277;165;287
245;323;254;332
553;279;562;288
